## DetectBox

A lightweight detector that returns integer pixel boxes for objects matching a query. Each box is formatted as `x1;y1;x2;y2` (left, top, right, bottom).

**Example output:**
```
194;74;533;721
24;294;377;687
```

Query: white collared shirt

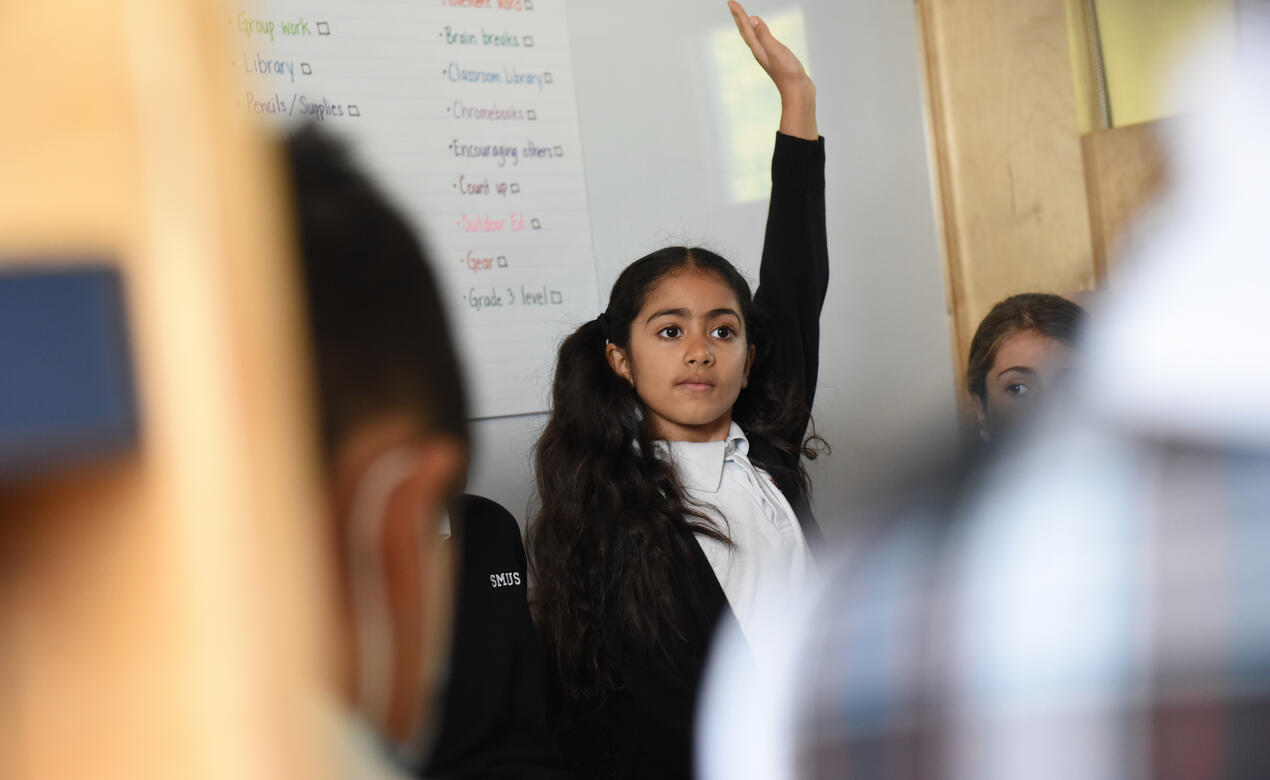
659;422;813;644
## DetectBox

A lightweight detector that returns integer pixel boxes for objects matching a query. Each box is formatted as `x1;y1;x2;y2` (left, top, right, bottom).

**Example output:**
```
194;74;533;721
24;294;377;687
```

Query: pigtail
529;315;727;704
732;302;819;496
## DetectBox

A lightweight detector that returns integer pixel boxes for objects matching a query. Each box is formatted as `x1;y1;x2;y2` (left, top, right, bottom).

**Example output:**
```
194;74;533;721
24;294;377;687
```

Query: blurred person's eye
1006;383;1031;397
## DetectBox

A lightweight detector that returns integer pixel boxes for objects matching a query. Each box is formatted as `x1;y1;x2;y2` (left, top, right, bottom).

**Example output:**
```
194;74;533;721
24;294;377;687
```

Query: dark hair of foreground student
965;292;1084;406
286;125;468;457
528;245;817;704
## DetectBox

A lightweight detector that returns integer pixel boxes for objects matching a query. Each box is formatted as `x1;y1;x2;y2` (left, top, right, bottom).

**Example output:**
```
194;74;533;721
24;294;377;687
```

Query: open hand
728;1;817;139
728;1;813;98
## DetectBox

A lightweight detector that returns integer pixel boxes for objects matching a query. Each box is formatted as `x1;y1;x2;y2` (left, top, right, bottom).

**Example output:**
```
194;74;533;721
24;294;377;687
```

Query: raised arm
730;1;828;452
728;0;817;140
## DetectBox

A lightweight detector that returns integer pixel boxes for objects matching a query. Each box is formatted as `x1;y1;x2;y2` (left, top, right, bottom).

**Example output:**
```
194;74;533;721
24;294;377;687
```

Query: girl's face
977;329;1072;438
606;269;755;442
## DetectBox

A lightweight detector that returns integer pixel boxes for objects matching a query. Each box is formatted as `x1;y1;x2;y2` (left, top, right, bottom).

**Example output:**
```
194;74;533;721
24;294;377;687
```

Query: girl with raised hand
528;3;827;776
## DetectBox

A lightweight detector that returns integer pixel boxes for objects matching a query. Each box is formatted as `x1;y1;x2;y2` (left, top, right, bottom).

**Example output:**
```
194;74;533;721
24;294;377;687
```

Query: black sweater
558;132;828;779
420;494;573;780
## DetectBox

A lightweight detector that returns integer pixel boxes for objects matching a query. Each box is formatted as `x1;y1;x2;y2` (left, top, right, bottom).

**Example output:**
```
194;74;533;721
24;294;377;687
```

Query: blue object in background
0;265;139;479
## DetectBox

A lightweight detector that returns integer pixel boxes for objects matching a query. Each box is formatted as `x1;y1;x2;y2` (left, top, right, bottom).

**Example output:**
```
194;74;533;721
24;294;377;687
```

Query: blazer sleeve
751;132;829;452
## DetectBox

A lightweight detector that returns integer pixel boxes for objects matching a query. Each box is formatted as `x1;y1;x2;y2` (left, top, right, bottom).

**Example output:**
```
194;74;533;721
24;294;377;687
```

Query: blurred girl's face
605;268;754;442
977;329;1072;438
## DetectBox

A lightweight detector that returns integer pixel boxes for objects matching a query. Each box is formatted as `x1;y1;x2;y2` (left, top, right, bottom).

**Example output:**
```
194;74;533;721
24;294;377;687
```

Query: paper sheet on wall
229;0;598;418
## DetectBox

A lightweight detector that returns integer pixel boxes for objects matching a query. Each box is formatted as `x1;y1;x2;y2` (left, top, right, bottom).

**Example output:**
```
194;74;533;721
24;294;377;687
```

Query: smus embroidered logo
489;571;522;588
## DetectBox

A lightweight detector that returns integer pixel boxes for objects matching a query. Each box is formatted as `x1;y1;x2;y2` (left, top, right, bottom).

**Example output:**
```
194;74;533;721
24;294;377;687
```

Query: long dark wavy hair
528;246;816;703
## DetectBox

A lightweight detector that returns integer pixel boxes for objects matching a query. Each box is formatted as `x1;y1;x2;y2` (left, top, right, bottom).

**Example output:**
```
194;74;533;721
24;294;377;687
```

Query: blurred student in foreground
698;14;1270;780
290;128;569;779
289;126;469;775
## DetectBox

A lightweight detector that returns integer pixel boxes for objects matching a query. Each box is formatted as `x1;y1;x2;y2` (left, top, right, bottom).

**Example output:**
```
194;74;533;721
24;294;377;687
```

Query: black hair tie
595;312;613;343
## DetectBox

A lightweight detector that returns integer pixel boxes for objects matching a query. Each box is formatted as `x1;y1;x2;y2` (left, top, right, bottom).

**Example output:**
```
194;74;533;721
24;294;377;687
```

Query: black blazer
559;133;828;779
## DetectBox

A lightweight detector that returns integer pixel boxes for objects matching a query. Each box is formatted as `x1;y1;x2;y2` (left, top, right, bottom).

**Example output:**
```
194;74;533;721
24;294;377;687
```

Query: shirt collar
724;421;749;459
660;422;750;494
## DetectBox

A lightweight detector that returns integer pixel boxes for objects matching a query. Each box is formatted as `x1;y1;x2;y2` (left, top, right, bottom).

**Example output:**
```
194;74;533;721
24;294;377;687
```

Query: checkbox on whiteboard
553;145;563;156
531;218;541;230
301;62;312;75
317;21;330;35
348;105;361;116
544;72;553;84
497;255;508;267
527;109;537;120
510;183;520;193
550;290;562;304
523;35;534;47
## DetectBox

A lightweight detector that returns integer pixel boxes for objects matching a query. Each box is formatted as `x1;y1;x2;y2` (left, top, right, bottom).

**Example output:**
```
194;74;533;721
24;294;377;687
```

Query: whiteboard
232;0;599;418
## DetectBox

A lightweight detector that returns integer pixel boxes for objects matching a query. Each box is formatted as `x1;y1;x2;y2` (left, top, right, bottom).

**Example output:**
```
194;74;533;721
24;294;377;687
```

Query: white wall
466;0;958;536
